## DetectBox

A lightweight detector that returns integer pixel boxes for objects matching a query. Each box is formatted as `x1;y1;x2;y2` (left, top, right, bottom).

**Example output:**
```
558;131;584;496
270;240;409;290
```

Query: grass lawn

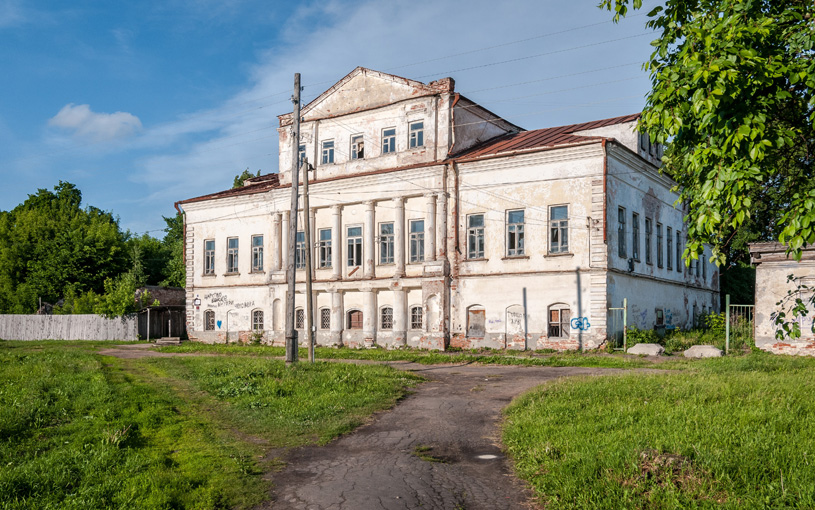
155;342;658;369
0;341;420;509
503;352;815;509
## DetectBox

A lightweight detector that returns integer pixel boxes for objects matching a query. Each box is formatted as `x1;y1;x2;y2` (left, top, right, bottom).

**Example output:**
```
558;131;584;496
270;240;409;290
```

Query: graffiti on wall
570;317;591;330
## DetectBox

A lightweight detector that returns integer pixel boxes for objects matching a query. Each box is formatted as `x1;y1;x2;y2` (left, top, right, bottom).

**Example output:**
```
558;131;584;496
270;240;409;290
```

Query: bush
626;325;658;344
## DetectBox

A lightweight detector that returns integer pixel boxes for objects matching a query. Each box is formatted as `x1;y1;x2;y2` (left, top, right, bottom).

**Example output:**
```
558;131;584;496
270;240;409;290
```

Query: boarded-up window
348;310;363;330
467;306;486;337
548;307;570;338
656;308;665;326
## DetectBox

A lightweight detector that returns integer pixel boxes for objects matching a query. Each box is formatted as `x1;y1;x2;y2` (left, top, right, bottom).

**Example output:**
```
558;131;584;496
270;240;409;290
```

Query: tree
160;214;185;288
0;182;127;313
600;0;815;265
232;168;260;188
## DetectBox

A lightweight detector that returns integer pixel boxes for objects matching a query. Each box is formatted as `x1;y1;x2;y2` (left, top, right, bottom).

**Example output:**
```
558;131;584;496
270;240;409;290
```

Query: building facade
177;67;718;350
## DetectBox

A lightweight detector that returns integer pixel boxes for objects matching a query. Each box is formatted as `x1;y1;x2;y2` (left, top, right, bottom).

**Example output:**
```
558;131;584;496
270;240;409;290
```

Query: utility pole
303;161;315;363
285;73;301;364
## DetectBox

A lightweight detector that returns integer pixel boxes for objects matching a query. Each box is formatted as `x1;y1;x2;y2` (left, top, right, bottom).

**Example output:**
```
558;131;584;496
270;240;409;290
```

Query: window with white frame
467;214;485;259
318;229;332;268
252;310;264;330
507;210;525;256
320;308;330;330
410;306;423;330
632;212;640;261
226;237;239;273
321;140;334;164
645;218;652;265
667;226;673;269
204;239;215;275
409;220;425;262
205;310;215;331
409;121;424;148
351;134;364;160
382;128;396;154
379;222;394;264
548;305;571;338
295;231;306;269
295;308;305;329
380;307;393;330
618;207;627;258
347;226;362;267
549;205;569;253
298;144;306;164
252;235;263;272
657;223;663;268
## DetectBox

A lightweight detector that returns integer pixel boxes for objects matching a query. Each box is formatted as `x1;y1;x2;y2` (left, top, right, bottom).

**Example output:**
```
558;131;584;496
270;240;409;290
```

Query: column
281;211;289;270
331;204;342;280
393;197;405;277
363;200;376;279
363;289;376;346
436;193;447;260
309;207;317;278
425;194;436;262
393;287;407;347
331;290;344;347
272;212;282;271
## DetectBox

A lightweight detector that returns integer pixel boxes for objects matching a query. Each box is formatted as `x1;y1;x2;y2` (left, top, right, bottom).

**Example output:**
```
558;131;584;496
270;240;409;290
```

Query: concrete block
683;345;723;358
627;343;664;356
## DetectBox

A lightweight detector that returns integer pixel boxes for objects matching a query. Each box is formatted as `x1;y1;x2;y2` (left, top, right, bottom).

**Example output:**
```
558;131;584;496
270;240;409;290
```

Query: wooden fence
0;314;138;341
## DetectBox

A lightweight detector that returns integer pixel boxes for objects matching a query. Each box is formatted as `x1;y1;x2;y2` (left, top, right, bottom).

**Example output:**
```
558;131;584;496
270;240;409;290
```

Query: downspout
602;139;608;244
453;161;460;260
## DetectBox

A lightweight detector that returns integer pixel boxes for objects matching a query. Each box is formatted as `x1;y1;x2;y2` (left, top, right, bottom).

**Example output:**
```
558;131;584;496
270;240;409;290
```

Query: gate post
623;298;628;351
725;294;731;355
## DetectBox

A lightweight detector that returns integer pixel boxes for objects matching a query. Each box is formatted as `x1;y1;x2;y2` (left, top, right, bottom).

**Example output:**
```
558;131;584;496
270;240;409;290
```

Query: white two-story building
177;67;718;350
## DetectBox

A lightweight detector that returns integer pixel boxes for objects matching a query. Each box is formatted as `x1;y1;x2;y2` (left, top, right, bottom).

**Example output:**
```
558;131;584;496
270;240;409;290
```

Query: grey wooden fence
0;314;138;341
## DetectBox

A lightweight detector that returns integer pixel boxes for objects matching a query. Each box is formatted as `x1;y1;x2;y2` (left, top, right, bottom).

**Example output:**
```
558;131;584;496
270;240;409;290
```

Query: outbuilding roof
177;173;280;205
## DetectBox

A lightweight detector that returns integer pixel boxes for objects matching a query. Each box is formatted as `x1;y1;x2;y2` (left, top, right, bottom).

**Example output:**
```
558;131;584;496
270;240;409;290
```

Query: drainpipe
601;139;608;243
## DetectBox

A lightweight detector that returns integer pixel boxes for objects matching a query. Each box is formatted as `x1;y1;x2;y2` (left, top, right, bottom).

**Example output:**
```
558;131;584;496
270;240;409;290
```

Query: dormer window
321;140;334;164
351;134;364;159
409;121;424;148
382;128;396;154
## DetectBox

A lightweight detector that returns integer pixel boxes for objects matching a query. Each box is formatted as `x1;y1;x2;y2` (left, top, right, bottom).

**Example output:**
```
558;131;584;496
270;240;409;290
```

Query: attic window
409;121;424;148
321;140;334;164
351;135;364;159
382;128;396;154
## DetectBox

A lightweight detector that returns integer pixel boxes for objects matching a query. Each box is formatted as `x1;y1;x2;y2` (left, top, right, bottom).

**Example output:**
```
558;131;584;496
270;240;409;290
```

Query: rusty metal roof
452;113;640;160
178;173;280;205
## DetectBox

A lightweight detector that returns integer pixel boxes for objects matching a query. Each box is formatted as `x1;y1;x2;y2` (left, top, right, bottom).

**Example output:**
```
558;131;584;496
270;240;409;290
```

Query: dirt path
99;345;622;509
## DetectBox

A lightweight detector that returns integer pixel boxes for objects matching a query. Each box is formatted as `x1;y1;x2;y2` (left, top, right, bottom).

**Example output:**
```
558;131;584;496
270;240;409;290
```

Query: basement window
205;310;215;331
320;308;330;330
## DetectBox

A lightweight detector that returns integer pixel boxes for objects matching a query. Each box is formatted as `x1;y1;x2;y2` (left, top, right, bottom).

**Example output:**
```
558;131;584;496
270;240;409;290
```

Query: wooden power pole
303;162;315;363
285;73;301;364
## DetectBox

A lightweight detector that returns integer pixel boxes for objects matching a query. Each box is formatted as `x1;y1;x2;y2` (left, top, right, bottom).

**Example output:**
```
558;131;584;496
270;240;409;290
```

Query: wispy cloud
48;103;143;142
0;0;25;28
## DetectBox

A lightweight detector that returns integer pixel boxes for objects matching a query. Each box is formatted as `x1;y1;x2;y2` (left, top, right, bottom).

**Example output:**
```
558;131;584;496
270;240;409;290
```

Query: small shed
136;286;186;340
750;242;815;355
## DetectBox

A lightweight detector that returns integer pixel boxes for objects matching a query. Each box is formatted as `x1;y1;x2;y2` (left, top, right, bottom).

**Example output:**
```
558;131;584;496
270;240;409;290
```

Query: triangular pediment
279;67;454;125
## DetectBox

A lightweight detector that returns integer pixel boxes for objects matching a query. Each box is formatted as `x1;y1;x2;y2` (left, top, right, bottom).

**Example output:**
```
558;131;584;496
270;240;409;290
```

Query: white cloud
48;103;142;142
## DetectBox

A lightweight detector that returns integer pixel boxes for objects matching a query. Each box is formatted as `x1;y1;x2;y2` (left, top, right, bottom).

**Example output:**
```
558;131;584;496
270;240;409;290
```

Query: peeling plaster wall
754;259;815;355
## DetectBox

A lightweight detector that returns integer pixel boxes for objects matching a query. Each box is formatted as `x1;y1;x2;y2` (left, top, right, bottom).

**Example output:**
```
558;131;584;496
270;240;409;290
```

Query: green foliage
703;311;726;338
160;214;185;288
232;168;260;189
599;0;815;265
720;262;756;305
772;273;815;340
0;182;127;313
503;352;815;508
625;325;658;344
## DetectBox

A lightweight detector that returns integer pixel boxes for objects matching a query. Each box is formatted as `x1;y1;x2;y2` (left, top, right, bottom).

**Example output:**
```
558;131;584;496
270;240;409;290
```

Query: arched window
204;310;215;331
347;310;363;330
380;307;393;330
548;304;570;338
467;305;486;337
320;308;330;330
410;306;423;330
252;310;264;330
295;308;305;329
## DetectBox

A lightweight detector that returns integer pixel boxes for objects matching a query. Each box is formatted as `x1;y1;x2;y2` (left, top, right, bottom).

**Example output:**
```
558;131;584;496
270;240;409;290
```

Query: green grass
155;342;657;369
0;341;420;509
502;351;815;509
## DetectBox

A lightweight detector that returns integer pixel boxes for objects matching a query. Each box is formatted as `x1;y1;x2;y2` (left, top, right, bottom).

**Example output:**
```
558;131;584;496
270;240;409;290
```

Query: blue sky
0;0;657;236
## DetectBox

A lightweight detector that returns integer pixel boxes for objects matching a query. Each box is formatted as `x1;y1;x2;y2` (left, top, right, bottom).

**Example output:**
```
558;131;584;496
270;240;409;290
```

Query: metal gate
725;294;754;354
608;298;628;350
